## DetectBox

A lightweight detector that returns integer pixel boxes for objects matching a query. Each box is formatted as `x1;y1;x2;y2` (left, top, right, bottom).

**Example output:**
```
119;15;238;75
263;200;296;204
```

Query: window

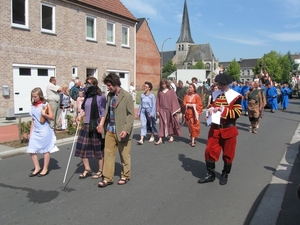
86;16;96;40
38;69;48;76
122;26;129;47
11;0;28;28
72;67;78;77
107;22;115;44
205;63;210;70
19;68;31;76
41;3;55;33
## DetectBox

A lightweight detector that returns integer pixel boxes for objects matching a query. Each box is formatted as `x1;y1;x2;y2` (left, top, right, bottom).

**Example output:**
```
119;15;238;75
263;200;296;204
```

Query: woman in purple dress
155;79;182;145
75;77;106;179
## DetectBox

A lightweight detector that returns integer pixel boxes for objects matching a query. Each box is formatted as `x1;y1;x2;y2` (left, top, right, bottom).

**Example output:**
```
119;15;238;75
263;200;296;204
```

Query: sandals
155;139;162;145
168;136;174;142
117;177;130;185
79;169;92;179
189;142;196;147
92;171;103;179
98;180;114;188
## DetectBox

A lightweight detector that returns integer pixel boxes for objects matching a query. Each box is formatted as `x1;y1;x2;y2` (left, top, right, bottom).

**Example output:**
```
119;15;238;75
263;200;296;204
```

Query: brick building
136;18;160;90
0;0;137;117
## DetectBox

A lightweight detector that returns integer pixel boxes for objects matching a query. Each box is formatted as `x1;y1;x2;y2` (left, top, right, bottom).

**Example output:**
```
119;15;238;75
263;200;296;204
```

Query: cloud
211;35;267;46
121;0;157;16
196;13;203;17
217;22;224;27
270;32;300;42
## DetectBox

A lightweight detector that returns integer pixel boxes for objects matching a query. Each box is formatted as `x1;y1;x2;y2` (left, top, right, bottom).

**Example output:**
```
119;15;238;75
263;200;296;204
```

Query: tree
287;51;299;71
162;59;177;79
226;58;240;81
190;60;205;69
253;51;292;82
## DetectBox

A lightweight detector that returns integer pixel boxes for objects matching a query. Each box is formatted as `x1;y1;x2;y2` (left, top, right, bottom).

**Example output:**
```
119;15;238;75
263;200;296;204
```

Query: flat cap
215;73;233;85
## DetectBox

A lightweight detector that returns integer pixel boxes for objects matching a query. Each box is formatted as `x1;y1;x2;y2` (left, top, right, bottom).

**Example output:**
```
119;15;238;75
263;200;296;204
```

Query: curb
249;122;300;224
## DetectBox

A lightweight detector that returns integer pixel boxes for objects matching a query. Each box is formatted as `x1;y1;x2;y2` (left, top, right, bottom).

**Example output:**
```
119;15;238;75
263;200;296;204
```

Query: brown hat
215;73;233;85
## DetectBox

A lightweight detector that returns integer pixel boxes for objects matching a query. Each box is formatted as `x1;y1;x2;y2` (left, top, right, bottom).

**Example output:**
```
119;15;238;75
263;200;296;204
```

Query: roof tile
78;0;136;21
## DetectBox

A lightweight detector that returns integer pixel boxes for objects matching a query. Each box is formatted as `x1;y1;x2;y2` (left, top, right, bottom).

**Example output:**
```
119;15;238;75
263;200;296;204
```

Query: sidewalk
0;107;141;158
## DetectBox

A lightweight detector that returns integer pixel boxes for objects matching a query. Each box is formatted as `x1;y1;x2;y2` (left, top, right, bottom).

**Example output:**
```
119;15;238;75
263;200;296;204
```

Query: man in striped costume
198;73;242;185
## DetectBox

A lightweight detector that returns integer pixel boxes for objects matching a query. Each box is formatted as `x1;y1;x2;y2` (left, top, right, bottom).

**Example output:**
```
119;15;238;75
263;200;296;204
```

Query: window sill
86;39;98;43
11;25;30;31
106;43;116;47
122;45;130;49
41;31;57;36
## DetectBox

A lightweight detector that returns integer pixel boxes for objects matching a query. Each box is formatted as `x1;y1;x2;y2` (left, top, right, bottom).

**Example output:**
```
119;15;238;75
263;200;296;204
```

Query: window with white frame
86;16;96;40
41;3;55;33
122;26;129;47
106;22;115;44
11;0;28;28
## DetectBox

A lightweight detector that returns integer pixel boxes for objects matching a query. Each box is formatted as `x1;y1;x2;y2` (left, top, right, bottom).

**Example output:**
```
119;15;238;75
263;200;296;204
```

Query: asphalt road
0;100;300;225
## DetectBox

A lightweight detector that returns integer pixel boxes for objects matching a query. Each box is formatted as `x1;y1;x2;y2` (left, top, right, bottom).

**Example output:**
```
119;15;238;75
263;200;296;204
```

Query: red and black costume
199;74;242;185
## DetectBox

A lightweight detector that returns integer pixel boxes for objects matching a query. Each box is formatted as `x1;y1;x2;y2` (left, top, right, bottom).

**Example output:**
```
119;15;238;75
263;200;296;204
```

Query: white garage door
13;64;55;115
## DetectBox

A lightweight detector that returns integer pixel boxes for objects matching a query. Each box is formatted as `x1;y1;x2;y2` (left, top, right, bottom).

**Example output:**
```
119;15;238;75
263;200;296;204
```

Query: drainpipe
134;22;137;89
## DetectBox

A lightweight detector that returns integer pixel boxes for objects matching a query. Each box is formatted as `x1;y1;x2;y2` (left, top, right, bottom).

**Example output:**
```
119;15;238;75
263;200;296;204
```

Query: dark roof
77;0;137;21
161;51;176;66
219;58;258;69
185;44;216;62
177;0;194;44
239;58;258;68
136;18;145;32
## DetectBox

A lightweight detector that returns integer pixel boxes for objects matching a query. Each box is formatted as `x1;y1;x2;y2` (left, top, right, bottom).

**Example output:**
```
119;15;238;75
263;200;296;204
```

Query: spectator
46;77;62;130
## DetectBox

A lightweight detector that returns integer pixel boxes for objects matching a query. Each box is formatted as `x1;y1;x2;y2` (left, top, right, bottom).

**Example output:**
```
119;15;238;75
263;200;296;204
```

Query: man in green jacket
98;72;134;188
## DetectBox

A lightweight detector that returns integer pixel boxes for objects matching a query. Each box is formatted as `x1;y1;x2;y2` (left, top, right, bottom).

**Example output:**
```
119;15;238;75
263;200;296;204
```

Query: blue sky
121;0;300;62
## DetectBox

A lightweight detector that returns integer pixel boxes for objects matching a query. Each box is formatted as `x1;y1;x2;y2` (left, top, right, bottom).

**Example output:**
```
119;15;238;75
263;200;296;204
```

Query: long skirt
74;124;104;159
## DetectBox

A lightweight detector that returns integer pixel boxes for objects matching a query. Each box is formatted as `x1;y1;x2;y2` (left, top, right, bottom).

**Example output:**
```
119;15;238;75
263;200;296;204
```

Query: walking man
98;73;134;188
198;73;242;185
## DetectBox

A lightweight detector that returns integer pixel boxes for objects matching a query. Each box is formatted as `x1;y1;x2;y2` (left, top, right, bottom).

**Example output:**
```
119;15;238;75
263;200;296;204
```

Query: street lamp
161;37;172;79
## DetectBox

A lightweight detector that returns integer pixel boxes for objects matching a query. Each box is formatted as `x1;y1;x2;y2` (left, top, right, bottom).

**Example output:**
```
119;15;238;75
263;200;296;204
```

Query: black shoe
29;168;42;177
37;171;49;177
219;173;228;185
198;173;215;183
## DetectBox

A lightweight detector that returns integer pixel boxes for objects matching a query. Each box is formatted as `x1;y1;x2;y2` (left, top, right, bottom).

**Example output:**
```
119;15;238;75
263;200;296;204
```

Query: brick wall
0;0;135;117
136;20;160;91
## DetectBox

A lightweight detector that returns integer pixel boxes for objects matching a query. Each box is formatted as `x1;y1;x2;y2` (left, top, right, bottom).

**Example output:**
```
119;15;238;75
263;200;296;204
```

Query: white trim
12;64;56;69
106;69;129;73
106;21;115;44
40;2;56;34
122;26;130;47
86;15;96;41
11;0;29;29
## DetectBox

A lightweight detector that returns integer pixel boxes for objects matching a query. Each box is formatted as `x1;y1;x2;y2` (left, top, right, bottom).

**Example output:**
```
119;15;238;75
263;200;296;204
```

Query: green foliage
226;58;240;81
162;59;177;79
287;51;299;71
66;115;83;135
190;60;205;69
19;121;32;143
253;51;292;82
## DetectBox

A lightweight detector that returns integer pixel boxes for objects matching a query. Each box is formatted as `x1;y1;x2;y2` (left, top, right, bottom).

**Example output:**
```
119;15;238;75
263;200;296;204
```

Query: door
13;66;55;115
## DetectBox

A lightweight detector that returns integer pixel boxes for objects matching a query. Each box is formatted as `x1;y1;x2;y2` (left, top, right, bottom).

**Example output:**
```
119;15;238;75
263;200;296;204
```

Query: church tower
176;0;194;65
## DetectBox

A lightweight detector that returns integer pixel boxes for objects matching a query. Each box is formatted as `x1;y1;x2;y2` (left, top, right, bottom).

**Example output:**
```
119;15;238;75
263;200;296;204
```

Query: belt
211;123;236;129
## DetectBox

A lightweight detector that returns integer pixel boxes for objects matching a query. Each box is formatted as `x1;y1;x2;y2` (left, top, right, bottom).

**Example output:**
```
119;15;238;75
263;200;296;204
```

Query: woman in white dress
27;87;56;177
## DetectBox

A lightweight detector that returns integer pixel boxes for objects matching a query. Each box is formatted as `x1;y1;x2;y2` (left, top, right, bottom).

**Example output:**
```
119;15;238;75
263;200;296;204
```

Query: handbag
40;105;49;123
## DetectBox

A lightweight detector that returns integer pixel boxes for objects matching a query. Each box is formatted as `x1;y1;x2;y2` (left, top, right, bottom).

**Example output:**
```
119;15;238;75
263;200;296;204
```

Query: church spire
177;0;194;43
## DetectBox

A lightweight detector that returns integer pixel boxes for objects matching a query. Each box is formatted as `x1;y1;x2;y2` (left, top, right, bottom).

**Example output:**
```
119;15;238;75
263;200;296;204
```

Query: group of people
26;69;294;187
45;76;86;131
27;73;134;189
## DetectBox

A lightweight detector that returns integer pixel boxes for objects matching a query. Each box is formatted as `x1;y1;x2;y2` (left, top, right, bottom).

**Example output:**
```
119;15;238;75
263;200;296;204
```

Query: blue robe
240;85;250;112
267;86;278;110
281;87;291;109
